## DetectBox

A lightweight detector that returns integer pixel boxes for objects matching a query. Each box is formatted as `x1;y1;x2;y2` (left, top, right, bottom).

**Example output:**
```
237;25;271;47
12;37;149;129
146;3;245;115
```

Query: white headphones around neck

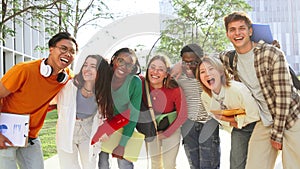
40;59;69;84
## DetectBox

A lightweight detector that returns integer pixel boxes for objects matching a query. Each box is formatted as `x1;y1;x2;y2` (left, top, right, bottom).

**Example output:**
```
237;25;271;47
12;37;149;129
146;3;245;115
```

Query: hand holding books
0;133;13;149
0;113;30;148
91;109;130;145
211;109;246;129
210;108;245;116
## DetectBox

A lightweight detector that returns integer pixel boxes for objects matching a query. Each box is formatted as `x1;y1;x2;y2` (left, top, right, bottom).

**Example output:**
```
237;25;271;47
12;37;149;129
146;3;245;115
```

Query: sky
76;0;160;49
74;0;161;71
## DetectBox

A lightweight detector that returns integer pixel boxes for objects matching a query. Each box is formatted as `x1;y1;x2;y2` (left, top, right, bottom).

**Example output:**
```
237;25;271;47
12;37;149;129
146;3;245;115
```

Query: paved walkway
45;130;282;169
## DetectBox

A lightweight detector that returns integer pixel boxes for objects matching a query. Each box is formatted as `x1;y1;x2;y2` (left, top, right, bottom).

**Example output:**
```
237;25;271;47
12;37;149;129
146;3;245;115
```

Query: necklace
83;86;93;94
151;89;160;101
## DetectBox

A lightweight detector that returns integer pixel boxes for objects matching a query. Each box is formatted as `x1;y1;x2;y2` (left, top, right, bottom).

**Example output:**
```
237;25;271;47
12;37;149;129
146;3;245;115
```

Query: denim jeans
98;152;110;169
0;137;44;169
230;122;256;169
98;151;133;169
181;119;220;169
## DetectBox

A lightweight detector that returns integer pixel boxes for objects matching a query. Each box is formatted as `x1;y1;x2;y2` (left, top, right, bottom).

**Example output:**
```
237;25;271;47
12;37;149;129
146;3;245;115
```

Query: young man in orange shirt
0;32;78;169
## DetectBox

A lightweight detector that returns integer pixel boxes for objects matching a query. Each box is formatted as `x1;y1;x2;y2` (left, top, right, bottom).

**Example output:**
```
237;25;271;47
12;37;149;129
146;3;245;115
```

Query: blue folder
251;23;274;44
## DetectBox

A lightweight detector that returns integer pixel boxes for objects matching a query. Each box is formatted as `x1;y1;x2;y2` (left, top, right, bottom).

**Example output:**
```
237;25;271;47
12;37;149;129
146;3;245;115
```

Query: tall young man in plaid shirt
220;11;300;169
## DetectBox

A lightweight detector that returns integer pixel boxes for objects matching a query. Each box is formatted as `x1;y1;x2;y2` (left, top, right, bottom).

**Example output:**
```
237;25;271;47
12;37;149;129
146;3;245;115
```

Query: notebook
0;113;30;147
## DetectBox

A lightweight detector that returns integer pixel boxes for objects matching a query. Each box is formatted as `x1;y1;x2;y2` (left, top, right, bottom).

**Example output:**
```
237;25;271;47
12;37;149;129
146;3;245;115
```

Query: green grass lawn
39;109;58;160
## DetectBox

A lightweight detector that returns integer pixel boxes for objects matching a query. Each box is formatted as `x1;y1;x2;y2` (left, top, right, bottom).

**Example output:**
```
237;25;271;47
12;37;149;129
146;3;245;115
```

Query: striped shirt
219;40;300;143
177;74;209;122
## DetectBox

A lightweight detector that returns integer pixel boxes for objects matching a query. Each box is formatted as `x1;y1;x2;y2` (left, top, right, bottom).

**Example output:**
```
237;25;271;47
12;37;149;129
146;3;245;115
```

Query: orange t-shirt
1;59;71;138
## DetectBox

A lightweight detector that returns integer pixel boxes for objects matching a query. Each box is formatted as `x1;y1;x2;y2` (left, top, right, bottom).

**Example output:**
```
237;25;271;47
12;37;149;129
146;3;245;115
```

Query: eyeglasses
182;60;198;66
55;45;76;56
116;57;135;70
148;65;167;73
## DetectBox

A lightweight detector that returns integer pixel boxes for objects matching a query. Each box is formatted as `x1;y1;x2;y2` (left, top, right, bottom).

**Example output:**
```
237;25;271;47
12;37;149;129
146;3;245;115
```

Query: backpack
227;50;300;90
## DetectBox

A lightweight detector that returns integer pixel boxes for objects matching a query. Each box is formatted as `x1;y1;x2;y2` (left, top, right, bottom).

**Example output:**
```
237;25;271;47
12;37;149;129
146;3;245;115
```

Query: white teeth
118;69;125;74
151;75;159;79
61;58;69;63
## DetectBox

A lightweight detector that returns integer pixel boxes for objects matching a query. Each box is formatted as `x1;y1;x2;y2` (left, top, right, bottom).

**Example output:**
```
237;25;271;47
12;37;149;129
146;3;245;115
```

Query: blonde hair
196;56;231;97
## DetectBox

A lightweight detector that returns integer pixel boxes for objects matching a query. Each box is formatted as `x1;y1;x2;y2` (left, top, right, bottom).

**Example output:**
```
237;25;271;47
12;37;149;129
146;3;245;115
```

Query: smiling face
48;39;76;74
147;59;168;88
113;52;135;79
226;20;253;54
82;57;98;83
199;61;222;94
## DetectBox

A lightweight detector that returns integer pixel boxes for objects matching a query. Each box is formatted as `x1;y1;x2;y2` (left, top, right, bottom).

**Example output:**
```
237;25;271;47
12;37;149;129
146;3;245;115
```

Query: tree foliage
0;0;62;40
156;0;252;63
0;0;113;42
45;0;113;38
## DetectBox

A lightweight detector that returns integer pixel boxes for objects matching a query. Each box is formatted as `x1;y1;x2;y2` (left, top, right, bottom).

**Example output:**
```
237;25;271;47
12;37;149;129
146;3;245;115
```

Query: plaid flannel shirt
219;40;300;143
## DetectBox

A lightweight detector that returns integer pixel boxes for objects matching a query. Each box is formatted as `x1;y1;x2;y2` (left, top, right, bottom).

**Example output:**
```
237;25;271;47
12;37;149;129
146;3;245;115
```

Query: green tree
1;0;113;44
0;0;63;41
157;0;252;63
45;0;113;38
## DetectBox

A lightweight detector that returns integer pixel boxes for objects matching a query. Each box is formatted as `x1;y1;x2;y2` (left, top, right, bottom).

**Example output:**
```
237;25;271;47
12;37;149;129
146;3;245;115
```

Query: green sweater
112;75;142;147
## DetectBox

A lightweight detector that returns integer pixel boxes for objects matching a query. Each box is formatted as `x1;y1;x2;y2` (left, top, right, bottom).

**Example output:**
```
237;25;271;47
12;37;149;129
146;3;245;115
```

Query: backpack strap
228;50;236;70
289;66;300;90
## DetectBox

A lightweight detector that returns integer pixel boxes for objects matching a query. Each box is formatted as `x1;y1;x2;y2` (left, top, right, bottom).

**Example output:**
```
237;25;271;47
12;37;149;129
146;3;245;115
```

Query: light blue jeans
230;122;256;169
98;151;133;169
0;137;44;169
181;119;220;169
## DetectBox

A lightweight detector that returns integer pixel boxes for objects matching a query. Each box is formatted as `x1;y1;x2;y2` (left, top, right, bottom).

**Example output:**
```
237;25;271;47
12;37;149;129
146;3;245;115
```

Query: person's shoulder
131;74;142;82
59;79;76;94
256;41;285;58
137;74;145;81
7;60;40;74
65;67;74;77
166;86;183;96
129;75;142;86
201;90;211;100
16;59;40;68
165;86;180;92
65;79;75;87
257;40;280;51
228;80;250;93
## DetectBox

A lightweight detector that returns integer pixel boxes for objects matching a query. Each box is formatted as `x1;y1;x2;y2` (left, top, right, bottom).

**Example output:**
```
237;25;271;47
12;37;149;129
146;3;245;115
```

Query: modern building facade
0;12;47;77
246;0;300;73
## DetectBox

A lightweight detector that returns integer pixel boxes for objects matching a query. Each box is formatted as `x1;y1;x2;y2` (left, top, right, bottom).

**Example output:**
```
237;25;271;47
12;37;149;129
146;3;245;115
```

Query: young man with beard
171;44;220;169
